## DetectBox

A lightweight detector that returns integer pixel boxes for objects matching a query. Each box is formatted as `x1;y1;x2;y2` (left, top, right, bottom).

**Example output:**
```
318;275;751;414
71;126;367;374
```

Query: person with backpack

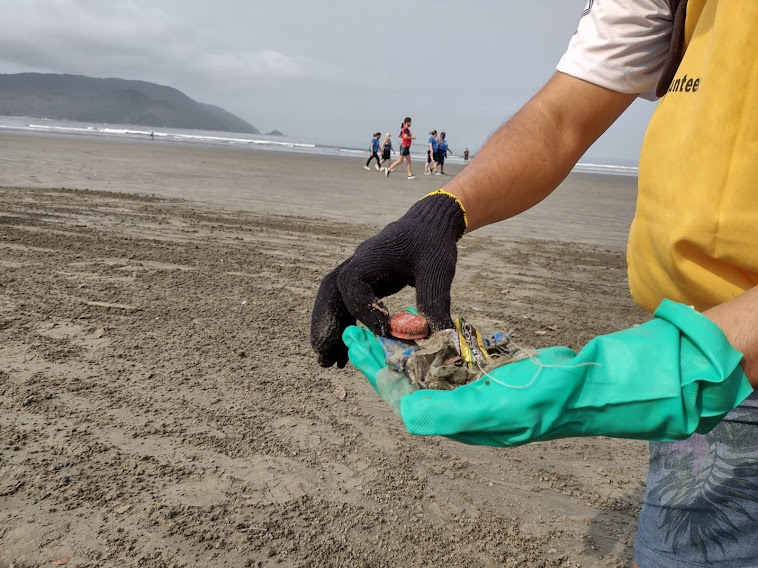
436;132;451;175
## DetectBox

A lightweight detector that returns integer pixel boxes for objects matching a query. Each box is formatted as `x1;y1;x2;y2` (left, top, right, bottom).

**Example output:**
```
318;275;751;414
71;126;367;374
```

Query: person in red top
384;116;416;180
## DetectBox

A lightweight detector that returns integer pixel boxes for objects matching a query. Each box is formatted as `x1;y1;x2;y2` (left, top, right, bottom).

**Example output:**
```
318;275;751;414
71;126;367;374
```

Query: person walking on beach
424;130;438;175
463;147;469;164
435;132;451;175
378;133;395;169
312;2;758;567
384;117;416;180
364;132;382;170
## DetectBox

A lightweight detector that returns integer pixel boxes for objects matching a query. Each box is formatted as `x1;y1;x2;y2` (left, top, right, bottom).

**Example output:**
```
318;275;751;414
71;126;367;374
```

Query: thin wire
476;339;601;390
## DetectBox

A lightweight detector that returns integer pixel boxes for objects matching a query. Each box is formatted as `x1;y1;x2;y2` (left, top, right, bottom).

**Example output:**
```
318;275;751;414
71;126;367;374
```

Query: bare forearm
704;286;758;389
445;72;636;232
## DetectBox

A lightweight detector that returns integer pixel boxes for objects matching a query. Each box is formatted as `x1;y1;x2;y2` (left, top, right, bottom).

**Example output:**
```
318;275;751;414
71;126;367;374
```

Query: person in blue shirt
364;132;382;170
424;130;439;175
435;132;452;175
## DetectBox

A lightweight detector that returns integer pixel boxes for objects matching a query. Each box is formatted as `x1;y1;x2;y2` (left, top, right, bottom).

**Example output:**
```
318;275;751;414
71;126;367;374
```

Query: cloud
192;50;315;92
0;0;318;91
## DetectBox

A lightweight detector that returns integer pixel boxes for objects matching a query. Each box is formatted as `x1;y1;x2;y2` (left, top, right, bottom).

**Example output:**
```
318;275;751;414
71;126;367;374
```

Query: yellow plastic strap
422;189;468;230
455;317;491;368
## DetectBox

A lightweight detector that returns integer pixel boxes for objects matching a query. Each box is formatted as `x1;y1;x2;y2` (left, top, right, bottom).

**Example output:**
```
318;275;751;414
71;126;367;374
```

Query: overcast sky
0;0;656;162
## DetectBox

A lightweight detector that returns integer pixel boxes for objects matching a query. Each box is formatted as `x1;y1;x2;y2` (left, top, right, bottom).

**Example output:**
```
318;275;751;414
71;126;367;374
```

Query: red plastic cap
389;313;429;340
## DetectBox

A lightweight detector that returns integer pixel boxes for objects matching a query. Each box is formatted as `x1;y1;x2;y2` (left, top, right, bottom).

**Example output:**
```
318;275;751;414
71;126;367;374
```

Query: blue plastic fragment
481;331;512;352
377;336;419;373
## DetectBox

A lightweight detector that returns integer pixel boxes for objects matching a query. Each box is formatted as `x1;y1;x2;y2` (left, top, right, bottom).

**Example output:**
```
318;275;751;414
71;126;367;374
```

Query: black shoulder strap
655;0;689;97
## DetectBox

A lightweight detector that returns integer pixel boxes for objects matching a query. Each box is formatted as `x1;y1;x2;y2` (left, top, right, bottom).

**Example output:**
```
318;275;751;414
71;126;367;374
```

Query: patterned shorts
634;391;758;567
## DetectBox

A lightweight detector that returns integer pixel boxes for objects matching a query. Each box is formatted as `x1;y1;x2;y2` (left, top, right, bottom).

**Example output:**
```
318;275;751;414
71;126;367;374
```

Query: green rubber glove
342;300;753;447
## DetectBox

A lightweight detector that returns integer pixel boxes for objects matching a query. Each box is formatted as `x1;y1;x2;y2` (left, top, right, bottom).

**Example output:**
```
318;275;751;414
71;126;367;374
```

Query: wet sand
0;132;648;567
0;132;637;249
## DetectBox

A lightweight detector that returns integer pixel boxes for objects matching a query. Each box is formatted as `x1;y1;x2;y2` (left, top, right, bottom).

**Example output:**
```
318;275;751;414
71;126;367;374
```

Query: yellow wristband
421;189;468;230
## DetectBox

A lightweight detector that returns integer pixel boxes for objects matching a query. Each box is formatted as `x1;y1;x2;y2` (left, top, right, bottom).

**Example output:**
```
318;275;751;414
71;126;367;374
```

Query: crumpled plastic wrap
405;330;477;389
378;320;522;390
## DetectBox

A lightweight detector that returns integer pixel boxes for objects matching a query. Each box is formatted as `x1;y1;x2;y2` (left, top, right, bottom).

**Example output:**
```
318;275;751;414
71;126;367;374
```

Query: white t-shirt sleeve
556;0;674;100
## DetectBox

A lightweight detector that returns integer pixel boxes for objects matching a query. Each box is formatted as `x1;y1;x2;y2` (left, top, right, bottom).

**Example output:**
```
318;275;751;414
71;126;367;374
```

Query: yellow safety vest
627;0;758;314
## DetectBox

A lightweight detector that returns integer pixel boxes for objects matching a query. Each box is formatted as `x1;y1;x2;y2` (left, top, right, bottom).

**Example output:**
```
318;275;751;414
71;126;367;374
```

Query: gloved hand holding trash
311;190;752;446
310;190;466;368
343;301;752;446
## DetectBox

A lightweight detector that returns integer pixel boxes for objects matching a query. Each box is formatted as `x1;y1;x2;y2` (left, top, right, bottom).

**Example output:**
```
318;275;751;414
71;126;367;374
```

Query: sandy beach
1;132;649;567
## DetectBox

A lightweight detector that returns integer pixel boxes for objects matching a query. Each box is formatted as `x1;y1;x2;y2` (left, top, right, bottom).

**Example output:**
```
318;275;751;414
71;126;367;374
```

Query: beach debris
456;317;492;368
407;330;473;388
378;318;522;390
334;386;347;400
50;558;70;566
389;312;429;340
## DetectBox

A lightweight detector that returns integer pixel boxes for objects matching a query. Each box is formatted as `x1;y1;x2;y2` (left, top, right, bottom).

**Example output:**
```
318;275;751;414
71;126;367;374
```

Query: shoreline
1;116;641;176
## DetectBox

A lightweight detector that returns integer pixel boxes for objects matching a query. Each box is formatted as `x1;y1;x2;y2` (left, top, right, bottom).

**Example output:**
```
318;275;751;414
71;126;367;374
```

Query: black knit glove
311;190;467;368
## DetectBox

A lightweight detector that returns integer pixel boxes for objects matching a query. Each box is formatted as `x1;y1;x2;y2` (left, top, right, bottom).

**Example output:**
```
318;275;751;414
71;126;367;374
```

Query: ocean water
0;116;638;177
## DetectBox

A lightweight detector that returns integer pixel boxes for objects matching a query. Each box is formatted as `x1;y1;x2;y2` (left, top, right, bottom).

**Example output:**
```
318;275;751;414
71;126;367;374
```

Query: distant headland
0;73;262;134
